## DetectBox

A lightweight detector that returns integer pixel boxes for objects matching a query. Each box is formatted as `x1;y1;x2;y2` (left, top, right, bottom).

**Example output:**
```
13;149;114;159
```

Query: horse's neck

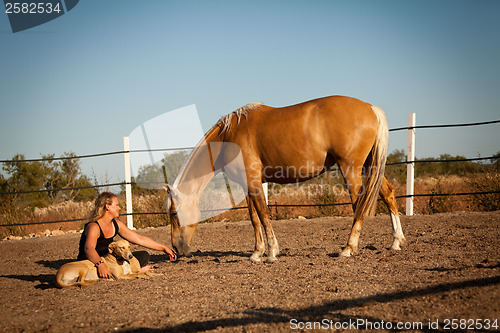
175;169;214;200
173;106;256;199
173;133;221;199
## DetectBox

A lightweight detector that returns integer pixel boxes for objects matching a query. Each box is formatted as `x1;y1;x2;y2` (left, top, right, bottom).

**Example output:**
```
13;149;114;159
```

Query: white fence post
406;113;416;216
123;136;134;229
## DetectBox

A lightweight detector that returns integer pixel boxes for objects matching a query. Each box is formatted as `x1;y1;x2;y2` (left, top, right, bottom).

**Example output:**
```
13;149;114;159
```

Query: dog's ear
108;242;116;253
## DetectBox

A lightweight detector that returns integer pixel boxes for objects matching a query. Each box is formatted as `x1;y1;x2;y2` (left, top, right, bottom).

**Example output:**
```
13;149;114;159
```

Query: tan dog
55;239;153;288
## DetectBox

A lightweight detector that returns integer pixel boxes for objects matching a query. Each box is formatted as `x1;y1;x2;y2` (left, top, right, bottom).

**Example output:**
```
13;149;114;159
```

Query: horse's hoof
266;256;278;263
249;255;262;263
339;248;353;257
389;243;401;251
389;241;403;251
390;237;406;251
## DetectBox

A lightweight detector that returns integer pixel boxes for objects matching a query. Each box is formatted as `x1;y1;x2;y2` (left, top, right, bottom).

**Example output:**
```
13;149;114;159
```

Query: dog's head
108;239;134;261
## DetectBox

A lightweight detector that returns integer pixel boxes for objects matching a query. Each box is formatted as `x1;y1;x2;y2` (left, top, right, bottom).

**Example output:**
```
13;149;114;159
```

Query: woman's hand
164;247;177;262
115;219;177;262
97;263;113;279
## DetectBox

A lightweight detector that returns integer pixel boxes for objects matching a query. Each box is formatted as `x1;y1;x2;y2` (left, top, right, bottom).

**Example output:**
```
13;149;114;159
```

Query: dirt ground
0;211;499;332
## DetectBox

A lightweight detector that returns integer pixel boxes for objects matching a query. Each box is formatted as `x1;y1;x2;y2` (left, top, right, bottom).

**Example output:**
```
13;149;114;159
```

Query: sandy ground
0;211;499;332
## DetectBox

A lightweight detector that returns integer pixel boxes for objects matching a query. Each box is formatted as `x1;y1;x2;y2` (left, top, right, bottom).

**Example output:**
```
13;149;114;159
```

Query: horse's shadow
154;250;252;264
189;250;250;259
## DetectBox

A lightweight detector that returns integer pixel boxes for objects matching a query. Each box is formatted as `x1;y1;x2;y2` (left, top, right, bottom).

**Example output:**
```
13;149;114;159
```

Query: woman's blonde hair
88;192;117;222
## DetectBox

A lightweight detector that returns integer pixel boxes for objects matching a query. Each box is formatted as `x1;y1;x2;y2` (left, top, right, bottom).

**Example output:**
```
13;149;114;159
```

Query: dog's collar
111;253;130;263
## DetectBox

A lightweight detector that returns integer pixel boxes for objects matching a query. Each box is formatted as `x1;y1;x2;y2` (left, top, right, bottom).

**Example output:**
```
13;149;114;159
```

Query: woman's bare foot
140;264;154;273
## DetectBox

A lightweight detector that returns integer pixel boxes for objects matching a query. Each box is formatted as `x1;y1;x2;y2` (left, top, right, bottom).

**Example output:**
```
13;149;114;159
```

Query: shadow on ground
122;275;500;332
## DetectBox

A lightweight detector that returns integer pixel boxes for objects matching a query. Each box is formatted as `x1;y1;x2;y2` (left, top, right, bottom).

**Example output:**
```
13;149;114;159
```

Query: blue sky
1;0;499;183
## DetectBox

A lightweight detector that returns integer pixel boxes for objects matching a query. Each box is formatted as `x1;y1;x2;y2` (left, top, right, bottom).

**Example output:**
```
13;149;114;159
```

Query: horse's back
249;95;378;153
250;95;376;131
229;95;380;182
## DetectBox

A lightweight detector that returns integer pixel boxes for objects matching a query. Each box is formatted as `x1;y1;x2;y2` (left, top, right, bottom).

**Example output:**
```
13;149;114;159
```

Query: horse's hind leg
247;195;266;262
379;177;406;250
248;181;279;262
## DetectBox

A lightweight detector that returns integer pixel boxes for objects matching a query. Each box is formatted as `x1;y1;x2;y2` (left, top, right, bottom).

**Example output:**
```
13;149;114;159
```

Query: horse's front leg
249;182;279;262
247;195;265;262
338;162;363;257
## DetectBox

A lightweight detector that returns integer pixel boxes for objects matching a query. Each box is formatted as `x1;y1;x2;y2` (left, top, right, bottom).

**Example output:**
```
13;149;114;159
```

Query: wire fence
1;118;499;228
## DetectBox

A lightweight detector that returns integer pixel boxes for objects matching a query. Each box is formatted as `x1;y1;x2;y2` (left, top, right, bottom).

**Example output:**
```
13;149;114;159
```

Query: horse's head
165;185;199;256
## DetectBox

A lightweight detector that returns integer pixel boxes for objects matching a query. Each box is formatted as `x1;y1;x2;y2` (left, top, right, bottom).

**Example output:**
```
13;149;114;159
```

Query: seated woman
78;192;176;279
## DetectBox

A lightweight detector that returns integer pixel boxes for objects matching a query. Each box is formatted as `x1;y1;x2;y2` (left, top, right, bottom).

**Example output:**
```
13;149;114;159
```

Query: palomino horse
166;95;405;262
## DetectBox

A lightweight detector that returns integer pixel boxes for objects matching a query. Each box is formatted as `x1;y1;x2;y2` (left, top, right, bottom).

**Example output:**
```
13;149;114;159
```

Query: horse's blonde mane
173;102;262;188
218;102;262;134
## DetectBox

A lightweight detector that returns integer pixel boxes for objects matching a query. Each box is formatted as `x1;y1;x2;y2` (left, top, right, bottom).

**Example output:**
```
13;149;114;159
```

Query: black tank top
77;219;119;260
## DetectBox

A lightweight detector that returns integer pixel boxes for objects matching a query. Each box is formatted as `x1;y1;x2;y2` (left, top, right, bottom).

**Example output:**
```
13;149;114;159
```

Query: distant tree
0;173;8;193
412;153;485;178
386;149;406;164
134;150;189;192
163;150;189;183
385;149;406;183
492;151;500;172
384;150;490;182
3;154;50;192
2;154;52;207
2;152;97;208
135;163;164;191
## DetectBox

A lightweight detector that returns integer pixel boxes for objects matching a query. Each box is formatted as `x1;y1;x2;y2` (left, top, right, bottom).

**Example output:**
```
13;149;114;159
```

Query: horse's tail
353;105;389;220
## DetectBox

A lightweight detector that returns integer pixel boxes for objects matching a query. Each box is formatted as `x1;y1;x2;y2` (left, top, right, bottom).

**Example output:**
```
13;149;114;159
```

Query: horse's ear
165;185;182;210
165;184;179;198
165;184;172;195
